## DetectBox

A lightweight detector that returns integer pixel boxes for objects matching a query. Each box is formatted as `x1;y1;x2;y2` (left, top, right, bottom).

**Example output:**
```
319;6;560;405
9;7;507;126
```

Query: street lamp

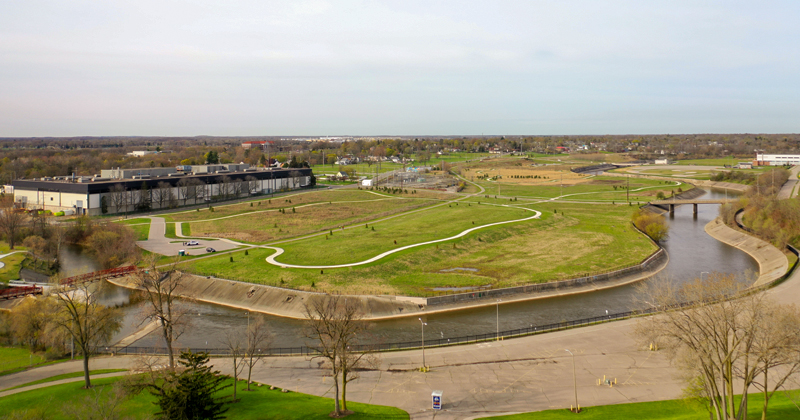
700;271;710;281
419;318;427;369
496;299;502;341
565;349;579;412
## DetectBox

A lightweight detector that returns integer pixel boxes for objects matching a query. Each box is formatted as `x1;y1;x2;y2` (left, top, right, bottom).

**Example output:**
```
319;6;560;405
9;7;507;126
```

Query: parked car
206;247;216;253
186;240;199;246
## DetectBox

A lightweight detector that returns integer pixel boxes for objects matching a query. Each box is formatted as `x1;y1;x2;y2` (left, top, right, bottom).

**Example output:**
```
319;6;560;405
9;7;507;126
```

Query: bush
632;209;668;243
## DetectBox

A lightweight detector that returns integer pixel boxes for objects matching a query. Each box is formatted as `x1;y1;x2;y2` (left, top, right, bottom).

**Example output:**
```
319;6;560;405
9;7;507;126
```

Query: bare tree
243;315;272;391
245;175;260;196
50;282;123;388
176;177;193;206
132;256;190;370
636;273;800;420
108;184;128;214
289;170;302;188
0;203;27;248
63;380;131;420
217;176;233;199
221;330;246;402
192;179;206;204
153;181;173;209
304;296;370;416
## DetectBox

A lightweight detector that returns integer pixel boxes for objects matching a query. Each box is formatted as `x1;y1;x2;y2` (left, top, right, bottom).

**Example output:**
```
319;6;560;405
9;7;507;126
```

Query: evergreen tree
154;350;229;420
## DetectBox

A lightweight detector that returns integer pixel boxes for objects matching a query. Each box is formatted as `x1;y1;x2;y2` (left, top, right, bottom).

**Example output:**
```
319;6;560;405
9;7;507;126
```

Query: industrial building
754;153;800;166
12;165;313;216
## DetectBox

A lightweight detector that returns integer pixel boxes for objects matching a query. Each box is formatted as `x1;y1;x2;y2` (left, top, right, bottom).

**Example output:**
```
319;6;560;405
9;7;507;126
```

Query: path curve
264;206;541;269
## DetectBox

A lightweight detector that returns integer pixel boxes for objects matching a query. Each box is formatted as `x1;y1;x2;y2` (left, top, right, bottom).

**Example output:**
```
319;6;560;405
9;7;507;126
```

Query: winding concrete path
264;205;541;269
777;165;800;199
0;251;25;270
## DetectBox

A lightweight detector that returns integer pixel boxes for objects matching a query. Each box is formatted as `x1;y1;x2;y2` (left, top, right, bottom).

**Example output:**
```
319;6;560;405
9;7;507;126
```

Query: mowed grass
275;201;529;265
480;392;800;419
165;189;415;222
2;369;127;391
184;202;655;295
0;376;408;420
0;245;27;283
472;176;688;201
0;346;46;374
189;196;436;244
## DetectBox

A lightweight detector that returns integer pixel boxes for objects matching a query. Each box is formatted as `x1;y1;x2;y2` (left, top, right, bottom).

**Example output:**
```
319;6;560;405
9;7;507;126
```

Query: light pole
496;299;501;341
419;318;427;369
246;311;250;351
565;349;578;412
701;271;710;281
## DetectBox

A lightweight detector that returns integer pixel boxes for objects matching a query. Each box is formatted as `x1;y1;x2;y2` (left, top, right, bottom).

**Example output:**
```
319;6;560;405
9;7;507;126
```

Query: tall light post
701;271;710;281
419;318;427;369
246;311;250;350
496;299;501;341
565;349;578;412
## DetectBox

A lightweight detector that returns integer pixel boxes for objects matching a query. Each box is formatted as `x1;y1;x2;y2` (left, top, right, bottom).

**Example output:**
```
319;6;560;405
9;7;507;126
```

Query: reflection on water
63;190;757;349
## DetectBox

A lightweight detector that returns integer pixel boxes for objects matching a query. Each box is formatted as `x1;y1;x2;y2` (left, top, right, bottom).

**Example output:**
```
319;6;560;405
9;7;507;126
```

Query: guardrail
60;265;137;287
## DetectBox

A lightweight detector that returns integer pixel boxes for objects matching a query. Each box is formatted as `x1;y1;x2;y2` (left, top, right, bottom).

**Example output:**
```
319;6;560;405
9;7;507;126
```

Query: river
64;189;757;349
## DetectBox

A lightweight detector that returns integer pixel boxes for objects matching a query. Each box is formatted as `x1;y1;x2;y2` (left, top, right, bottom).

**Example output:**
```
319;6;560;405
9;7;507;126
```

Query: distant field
188;195;437;243
183;201;655;296
676;157;747;166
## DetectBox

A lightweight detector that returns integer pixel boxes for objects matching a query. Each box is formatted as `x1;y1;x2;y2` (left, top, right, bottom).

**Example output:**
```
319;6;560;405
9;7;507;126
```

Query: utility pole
565;349;578;412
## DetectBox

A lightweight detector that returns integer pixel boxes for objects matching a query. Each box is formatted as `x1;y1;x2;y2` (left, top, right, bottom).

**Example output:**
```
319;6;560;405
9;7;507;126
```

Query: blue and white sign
432;390;443;410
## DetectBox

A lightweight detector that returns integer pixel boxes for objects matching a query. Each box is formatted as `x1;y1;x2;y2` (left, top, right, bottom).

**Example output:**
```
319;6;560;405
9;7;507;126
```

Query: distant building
654;159;671;165
126;150;159;157
241;141;274;150
361;179;373;187
13;166;313;216
737;162;753;169
754;153;800;166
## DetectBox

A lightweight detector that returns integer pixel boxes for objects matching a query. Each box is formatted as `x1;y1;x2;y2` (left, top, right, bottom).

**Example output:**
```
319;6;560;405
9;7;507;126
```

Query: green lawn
182;201;655;296
470;176;688;201
0;244;27;283
0;347;47;375
0;376;408;420
2;369;127;391
275;201;525;265
480;392;800;419
113;217;152;226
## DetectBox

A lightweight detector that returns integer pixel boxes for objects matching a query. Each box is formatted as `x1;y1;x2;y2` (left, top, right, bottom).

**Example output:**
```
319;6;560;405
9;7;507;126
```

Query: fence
0;285;43;300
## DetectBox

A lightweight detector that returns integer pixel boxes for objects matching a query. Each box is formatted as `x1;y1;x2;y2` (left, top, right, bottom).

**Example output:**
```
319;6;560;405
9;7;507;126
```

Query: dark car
206;247;216;253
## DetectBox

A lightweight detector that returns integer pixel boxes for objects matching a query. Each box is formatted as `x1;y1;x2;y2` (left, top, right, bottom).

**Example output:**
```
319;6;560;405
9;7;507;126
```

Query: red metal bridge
0;285;43;300
60;266;138;287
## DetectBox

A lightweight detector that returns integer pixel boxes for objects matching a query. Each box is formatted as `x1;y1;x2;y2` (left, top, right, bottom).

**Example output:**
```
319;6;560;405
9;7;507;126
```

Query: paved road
778;165;800;199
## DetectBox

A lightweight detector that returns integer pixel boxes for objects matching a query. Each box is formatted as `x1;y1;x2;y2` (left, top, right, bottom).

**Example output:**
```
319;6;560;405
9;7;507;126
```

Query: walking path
0;250;25;270
777;165;800;199
705;218;789;287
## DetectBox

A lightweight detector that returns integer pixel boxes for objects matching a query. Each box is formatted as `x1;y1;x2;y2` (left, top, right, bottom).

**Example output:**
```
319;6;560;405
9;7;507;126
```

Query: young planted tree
50;282;123;388
133;256;190;370
221;329;246;402
149;350;228;420
304;296;371;416
243;315;272;391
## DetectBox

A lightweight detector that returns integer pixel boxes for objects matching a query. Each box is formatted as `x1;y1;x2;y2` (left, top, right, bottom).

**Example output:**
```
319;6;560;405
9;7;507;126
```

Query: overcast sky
1;1;799;137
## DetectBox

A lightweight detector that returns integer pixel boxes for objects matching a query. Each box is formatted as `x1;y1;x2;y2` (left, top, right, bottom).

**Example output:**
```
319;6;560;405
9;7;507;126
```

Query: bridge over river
650;198;736;216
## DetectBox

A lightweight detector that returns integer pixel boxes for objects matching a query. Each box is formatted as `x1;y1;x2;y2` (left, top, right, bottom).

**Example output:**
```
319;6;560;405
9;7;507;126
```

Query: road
777;165;800;199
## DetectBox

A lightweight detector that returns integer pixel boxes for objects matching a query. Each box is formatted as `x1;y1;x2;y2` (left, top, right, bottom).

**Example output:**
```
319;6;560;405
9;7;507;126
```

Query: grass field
0;346;46;375
676;157;748;166
2;369;127;391
472;176;687;202
182;201;655;295
185;194;438;244
0;243;27;283
0;376;409;420
480;391;800;419
275;201;528;265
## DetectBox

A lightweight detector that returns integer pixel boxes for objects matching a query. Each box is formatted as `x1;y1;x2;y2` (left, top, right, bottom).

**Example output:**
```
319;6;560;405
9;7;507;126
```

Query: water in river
67;189;757;349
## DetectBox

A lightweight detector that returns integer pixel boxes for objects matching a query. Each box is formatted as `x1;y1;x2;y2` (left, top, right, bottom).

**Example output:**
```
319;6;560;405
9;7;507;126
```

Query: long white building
13;166;313;216
754;153;800;166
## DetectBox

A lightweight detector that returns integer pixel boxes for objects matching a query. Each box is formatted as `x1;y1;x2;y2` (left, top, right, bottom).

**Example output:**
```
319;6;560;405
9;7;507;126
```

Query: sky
1;0;799;137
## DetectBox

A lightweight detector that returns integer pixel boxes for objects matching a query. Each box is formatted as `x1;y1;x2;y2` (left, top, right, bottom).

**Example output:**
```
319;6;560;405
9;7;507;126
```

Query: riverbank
704;218;788;287
108;249;669;321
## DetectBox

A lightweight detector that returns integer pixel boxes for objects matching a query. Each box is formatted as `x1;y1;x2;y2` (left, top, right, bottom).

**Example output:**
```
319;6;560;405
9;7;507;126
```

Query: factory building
12;165;312;216
754;153;800;166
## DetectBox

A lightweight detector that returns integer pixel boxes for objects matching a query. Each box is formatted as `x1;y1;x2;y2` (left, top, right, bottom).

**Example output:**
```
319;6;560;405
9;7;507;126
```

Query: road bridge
650;198;736;216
